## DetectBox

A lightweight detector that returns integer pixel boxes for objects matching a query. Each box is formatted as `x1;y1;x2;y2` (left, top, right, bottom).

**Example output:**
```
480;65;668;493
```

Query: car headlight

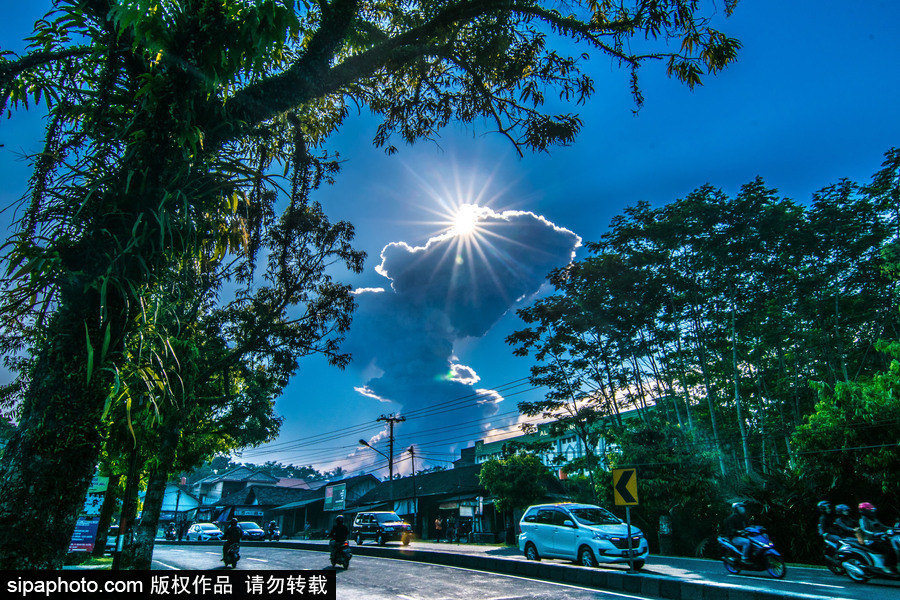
592;532;614;541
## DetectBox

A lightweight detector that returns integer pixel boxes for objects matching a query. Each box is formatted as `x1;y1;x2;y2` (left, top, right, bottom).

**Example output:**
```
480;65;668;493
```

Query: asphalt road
151;543;900;600
152;546;663;600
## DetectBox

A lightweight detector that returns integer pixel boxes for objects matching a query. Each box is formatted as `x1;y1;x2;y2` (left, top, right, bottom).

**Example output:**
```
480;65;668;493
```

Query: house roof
275;478;311;490
354;465;487;506
268;473;381;512
193;466;280;486
216;485;310;508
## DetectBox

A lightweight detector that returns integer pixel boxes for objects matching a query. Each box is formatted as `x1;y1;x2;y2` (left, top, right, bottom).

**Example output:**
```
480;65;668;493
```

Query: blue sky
2;1;900;478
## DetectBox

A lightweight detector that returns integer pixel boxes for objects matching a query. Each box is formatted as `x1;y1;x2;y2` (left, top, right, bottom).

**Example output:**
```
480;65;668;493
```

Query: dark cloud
343;206;580;447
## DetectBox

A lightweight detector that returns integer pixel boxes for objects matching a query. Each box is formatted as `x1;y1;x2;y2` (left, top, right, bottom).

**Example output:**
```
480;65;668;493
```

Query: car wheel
525;542;541;561
377;533;386;546
579;546;597;568
356;533;362;545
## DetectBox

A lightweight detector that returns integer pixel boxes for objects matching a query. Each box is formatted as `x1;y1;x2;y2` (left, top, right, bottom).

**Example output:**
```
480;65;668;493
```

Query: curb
159;540;833;600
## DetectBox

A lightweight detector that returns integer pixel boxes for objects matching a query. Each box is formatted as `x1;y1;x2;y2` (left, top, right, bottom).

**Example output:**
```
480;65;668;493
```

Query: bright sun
452;204;481;237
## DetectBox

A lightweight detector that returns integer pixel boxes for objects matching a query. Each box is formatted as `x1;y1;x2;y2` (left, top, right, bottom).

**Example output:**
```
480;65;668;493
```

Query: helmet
836;504;850;516
230;518;238;525
859;502;876;515
732;502;746;514
335;515;344;522
817;500;832;514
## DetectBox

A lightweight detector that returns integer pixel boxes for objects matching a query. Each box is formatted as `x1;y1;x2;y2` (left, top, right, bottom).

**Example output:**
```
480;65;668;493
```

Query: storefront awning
273;497;321;512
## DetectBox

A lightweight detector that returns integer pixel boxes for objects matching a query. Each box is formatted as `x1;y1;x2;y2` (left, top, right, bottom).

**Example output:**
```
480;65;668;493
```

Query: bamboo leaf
84;323;94;385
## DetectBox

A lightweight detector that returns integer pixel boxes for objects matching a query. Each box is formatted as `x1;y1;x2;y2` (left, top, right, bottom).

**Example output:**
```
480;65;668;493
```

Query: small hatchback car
185;522;223;542
352;511;412;545
518;503;649;569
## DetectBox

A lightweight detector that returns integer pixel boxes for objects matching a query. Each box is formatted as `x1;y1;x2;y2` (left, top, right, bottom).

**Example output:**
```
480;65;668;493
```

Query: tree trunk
130;427;179;570
690;313;727;477
731;307;753;474
92;474;122;558
0;295;110;569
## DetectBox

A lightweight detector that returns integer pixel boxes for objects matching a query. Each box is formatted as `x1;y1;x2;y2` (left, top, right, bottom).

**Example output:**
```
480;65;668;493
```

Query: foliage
792;342;900;507
508;146;900;563
599;417;724;555
478;452;550;513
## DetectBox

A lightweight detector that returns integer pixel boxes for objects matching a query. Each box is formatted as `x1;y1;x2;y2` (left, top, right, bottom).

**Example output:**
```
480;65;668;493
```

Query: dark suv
352;512;412;545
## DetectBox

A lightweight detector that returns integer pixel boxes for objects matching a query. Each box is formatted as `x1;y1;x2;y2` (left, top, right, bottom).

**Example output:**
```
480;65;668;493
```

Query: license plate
622;549;638;557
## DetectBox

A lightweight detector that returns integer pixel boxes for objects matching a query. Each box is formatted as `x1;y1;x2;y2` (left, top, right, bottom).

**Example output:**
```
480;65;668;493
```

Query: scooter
838;532;900;583
717;525;787;579
164;525;177;541
266;526;282;541
223;542;241;568
823;536;848;575
330;541;352;569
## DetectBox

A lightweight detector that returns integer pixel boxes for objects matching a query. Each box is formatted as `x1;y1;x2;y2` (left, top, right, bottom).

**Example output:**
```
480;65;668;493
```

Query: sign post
612;468;639;573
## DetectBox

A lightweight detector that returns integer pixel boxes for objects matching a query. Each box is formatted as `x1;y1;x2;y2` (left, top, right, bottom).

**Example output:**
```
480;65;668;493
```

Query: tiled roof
193;466;280;486
353;465;486;505
215;485;309;507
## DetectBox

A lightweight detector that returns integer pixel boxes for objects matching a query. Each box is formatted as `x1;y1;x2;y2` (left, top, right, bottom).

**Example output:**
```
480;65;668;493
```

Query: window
550;510;571;526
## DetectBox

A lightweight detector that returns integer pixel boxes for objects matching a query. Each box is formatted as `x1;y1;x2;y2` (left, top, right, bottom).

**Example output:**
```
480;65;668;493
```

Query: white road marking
782;580;846;590
245;557;269;562
152;560;179;570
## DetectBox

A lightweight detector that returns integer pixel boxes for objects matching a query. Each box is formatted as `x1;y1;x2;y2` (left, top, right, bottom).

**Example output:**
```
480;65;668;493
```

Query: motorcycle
823;536;847;575
164;525;177;541
266;526;282;541
223;542;241;569
717;525;787;579
838;531;900;584
330;541;352;569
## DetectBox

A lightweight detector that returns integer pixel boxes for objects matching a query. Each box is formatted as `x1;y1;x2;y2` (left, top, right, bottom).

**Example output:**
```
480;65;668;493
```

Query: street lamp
359;439;396;510
358;439;391;479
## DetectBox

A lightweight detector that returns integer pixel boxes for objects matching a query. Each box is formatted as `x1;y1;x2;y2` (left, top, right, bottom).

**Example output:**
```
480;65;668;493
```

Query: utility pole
409;446;418;536
377;414;405;480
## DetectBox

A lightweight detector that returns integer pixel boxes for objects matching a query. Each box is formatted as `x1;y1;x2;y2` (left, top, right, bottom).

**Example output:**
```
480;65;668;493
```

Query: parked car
518;503;649;569
237;521;266;541
185;522;224;542
352;511;412;545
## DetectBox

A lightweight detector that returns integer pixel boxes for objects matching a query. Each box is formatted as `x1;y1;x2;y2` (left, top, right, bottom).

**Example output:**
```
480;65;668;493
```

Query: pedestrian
459;519;471;543
434;516;443;543
446;517;456;544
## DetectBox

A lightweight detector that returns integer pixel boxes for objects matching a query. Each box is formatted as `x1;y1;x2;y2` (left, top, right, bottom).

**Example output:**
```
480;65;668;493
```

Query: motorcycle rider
817;501;836;540
328;515;349;563
222;518;242;563
267;520;278;539
724;502;752;562
859;502;900;572
832;504;858;540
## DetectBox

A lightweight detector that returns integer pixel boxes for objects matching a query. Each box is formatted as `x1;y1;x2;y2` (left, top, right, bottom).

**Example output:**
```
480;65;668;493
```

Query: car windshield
374;513;404;523
239;522;261;530
199;524;220;531
568;507;621;526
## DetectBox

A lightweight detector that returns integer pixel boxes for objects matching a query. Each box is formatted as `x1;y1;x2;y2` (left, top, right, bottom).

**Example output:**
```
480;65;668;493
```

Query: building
457;421;611;474
270;473;380;537
191;466;280;505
